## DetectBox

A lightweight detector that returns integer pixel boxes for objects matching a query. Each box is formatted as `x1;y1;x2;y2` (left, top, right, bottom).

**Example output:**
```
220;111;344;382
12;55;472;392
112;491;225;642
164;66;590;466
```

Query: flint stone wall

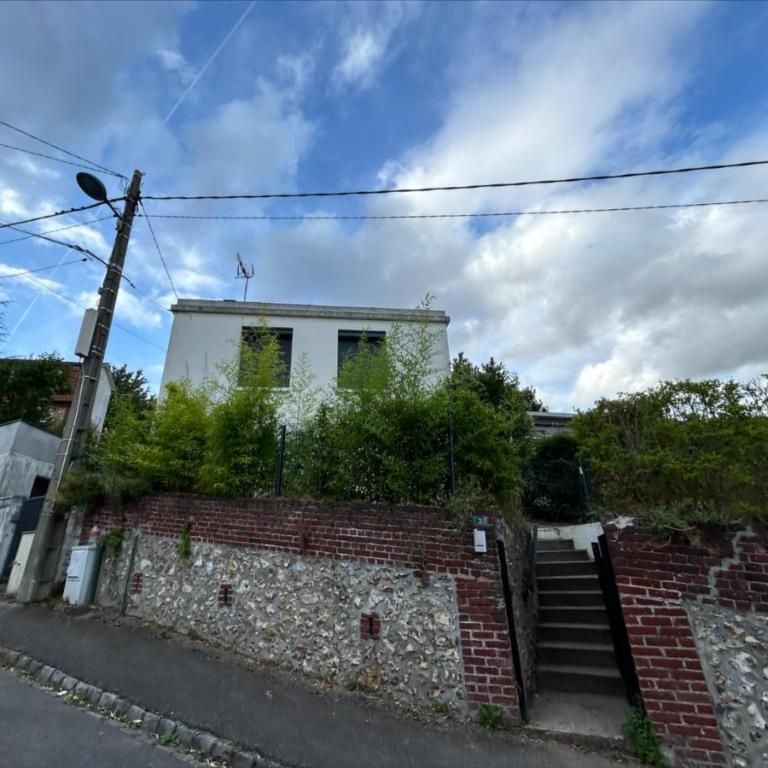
97;536;464;708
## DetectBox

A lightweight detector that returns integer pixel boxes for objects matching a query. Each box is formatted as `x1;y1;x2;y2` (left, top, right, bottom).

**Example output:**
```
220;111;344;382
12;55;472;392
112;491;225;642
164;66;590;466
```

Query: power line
16;272;166;351
0;119;126;179
0;140;122;178
0;200;116;231
0;257;88;279
0;215;170;314
0;215;114;247
139;197;768;222
139;200;178;300
142;160;768;202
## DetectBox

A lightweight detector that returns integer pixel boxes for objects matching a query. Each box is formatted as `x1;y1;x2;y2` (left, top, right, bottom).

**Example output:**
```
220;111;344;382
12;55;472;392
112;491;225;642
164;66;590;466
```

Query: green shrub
523;433;587;522
476;703;504;729
101;527;124;557
573;377;768;528
625;706;664;765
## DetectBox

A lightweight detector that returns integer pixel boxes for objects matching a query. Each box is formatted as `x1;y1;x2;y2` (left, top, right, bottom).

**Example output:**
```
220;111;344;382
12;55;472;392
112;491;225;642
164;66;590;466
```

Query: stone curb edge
0;645;287;768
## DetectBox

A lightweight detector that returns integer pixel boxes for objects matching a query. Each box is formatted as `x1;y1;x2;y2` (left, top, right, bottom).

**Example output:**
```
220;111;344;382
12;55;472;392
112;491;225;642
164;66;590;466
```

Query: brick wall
606;522;768;767
84;494;521;721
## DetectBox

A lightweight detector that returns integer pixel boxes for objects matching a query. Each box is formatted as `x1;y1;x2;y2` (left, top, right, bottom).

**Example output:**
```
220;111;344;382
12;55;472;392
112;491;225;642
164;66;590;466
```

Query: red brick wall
606;523;768;767
85;494;520;721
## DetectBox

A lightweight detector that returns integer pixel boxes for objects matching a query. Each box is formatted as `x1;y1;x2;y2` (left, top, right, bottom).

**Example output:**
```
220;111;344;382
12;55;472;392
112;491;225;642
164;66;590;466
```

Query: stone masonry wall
86;495;522;721
606;522;768;768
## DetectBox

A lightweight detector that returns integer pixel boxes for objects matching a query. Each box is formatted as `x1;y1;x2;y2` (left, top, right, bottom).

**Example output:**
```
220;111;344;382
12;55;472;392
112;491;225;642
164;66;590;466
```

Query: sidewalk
0;602;625;768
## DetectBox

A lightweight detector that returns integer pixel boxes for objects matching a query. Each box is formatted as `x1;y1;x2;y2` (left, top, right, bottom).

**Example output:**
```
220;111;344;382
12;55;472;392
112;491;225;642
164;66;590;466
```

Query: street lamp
76;171;123;221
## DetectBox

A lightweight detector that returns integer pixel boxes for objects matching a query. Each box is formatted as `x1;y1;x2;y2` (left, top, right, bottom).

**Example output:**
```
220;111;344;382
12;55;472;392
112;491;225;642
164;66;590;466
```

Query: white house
160;299;451;393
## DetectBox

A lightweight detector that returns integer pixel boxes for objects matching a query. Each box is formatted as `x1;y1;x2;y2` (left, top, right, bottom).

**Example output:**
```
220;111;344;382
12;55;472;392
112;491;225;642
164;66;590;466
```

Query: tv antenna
235;252;254;301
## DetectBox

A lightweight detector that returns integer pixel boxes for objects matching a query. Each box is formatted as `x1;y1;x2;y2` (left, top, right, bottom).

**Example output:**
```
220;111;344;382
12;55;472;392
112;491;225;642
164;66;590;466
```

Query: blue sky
1;1;767;409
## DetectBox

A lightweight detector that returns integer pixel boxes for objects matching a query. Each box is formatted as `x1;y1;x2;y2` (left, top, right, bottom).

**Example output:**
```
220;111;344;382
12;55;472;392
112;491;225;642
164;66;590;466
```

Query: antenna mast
235;252;255;302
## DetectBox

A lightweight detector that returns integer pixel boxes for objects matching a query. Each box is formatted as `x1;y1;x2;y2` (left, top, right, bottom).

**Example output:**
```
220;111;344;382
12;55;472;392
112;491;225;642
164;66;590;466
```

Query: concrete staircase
536;537;624;696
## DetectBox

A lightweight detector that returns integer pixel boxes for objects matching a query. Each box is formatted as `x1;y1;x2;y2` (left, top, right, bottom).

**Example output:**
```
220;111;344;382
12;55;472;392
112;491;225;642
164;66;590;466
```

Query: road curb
0;644;286;768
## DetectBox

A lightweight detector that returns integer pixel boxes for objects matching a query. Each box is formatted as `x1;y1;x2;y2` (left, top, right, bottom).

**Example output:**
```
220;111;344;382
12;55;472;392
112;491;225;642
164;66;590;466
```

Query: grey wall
97;534;466;713
0;422;58;498
0;496;25;577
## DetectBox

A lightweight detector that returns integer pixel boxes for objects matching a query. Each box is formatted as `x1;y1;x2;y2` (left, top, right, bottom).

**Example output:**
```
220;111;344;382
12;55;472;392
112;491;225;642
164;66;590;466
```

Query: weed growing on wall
100;527;124;557
476;703;504;730
624;707;665;766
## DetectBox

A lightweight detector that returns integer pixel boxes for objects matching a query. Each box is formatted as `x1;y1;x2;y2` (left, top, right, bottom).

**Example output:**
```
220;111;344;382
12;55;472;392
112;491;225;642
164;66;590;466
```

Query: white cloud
334;30;388;89
156;48;196;86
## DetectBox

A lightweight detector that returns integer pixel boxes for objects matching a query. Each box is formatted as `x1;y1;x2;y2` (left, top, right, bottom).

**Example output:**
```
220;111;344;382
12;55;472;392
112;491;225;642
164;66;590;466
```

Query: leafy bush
283;316;531;507
523;433;587;522
573;377;768;526
476;703;504;730
624;707;664;766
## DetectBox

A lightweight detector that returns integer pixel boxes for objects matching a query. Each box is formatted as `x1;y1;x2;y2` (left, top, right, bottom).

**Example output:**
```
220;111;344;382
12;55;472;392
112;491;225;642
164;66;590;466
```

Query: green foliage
140;381;209;492
178;523;192;558
0;353;71;430
573;377;768;527
523;433;587;522
430;699;450;715
476;703;504;730
625;707;665;766
198;340;280;496
106;364;155;425
284;309;531;508
101;527;124;557
158;732;180;747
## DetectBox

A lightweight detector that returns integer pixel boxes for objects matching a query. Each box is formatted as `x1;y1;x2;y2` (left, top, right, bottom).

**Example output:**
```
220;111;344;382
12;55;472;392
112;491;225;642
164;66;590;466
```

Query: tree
108;364;155;419
0;354;71;429
450;353;545;413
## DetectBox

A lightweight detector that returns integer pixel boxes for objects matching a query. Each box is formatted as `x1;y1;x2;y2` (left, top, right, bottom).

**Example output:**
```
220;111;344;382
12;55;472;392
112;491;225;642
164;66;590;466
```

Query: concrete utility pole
17;169;143;604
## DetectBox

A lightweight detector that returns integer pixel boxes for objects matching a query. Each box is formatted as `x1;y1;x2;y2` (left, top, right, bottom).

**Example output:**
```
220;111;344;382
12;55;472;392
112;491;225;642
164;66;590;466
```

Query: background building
160;300;451;393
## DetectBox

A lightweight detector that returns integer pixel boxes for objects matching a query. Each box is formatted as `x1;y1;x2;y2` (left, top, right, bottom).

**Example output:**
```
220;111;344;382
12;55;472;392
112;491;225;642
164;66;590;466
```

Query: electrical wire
0;118;126;178
139;197;768;222
139;199;179;300
0;200;118;231
0;140;120;177
0;215;170;313
142;160;768;202
0;215;115;247
16;272;166;351
0;257;88;279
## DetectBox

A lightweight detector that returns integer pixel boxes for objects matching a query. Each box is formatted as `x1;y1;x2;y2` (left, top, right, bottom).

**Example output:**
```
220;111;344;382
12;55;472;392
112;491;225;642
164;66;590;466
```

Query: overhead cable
142;160;768;202
17;273;166;351
139;200;179;300
0;119;126;178
0;258;88;279
0;200;117;231
0;215;115;247
140;197;768;222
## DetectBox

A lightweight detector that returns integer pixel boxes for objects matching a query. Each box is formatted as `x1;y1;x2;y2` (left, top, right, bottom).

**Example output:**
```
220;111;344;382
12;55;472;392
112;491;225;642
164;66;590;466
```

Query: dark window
241;326;293;387
337;330;385;373
29;475;49;498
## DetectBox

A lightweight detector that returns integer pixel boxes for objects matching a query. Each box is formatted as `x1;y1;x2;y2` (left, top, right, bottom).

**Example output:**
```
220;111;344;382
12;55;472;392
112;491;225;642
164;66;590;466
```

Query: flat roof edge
171;299;450;324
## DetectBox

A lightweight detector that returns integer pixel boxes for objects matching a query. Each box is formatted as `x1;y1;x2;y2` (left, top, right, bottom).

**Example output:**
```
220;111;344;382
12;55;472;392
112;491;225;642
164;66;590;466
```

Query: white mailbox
63;544;102;606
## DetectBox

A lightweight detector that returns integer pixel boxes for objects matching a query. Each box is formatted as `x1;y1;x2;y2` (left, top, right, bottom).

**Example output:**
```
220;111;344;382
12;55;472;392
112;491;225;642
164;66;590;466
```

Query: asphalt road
0;669;195;768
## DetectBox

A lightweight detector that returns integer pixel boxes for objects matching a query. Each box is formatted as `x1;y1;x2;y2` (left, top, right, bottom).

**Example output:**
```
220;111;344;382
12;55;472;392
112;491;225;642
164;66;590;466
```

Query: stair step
537;623;613;645
537;664;625;696
537;549;589;563
538;590;605;606
539;606;608;623
537;538;574;551
538;574;600;592
538;641;617;668
537;560;597;577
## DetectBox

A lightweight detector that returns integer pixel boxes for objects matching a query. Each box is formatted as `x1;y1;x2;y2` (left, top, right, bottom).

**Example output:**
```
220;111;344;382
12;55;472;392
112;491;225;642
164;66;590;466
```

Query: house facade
160;299;451;393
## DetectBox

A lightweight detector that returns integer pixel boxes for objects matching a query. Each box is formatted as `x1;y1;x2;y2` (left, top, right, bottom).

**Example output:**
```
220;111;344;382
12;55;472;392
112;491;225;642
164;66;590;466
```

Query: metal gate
1;496;45;582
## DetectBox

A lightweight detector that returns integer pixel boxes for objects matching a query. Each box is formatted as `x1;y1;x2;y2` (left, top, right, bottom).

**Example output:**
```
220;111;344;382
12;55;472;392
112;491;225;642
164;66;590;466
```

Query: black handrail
522;525;538;602
592;534;641;705
497;538;527;723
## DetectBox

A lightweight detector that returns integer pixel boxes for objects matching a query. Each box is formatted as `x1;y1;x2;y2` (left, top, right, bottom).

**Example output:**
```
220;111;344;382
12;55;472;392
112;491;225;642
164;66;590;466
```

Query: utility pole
17;169;143;604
